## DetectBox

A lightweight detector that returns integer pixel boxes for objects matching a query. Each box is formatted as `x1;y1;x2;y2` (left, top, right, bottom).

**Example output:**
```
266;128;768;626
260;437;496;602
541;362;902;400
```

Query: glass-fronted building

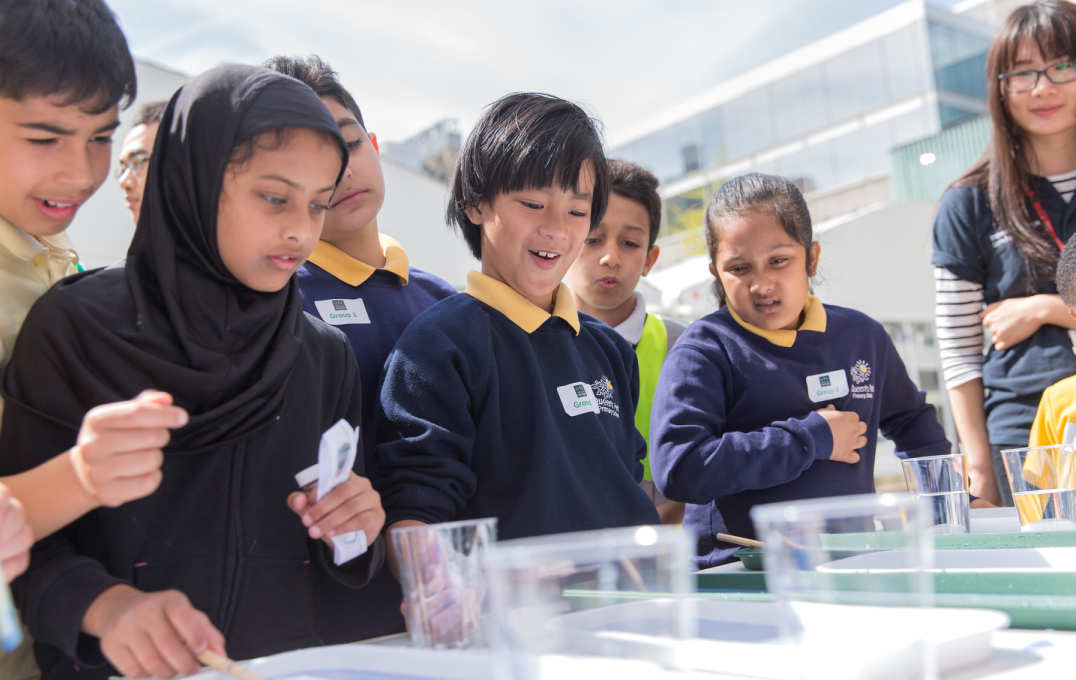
608;1;993;241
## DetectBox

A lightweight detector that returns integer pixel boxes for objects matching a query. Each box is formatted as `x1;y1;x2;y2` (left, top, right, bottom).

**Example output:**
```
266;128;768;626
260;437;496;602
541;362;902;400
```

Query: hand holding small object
84;585;225;679
69;390;188;508
287;472;384;548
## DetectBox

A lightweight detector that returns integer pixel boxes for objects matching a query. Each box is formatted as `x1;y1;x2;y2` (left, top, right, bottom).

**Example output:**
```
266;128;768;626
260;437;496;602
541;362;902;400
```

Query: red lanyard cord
1022;184;1065;251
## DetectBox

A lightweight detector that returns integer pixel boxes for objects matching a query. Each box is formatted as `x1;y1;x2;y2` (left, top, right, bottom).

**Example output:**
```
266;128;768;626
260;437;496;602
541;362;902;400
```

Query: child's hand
70;390;188;508
816;405;865;464
83;584;225;679
0;483;31;582
287;472;385;548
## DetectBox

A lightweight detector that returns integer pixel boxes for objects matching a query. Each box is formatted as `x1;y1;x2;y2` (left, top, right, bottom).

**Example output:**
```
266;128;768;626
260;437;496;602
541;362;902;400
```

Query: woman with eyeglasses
933;0;1076;507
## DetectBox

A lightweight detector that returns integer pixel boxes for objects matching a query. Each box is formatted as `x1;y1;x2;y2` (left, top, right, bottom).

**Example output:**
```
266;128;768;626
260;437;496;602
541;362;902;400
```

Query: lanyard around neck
1022;184;1065;251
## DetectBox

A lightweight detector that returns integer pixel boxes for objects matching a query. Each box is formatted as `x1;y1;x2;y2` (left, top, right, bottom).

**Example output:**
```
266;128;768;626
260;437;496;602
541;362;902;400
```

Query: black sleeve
0;337;123;667
316;331;385;589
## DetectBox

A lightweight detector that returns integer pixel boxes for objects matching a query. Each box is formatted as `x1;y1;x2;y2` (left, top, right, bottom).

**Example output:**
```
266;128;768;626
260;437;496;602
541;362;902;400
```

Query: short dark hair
448;92;609;260
607;159;661;247
704;172;815;304
262;55;365;129
0;0;136;113
1057;233;1076;309
133;100;167;128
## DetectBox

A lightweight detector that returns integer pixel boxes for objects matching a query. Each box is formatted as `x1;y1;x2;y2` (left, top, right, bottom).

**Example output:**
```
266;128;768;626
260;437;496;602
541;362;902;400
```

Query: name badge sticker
557;382;600;417
315;298;371;326
805;369;849;403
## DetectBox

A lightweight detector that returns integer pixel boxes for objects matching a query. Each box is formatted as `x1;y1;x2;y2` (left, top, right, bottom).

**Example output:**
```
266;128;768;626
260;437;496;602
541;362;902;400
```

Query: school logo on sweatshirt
850;359;875;400
590;376;621;418
556;377;621;419
314;298;371;325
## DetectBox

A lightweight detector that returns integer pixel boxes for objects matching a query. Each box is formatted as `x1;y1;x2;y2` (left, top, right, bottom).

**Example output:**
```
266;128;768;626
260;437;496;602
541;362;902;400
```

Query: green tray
692;591;1076;631
563;588;1076;630
733;531;1076;572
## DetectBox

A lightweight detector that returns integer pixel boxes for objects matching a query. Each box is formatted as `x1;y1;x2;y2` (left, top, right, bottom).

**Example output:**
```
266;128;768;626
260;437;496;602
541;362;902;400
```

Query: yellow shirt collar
307;234;410;287
727;294;826;348
465;270;580;335
0;214;79;278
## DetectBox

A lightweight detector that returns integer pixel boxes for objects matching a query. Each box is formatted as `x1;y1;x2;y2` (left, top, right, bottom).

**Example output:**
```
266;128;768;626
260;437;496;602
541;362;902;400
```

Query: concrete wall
66;60;187;268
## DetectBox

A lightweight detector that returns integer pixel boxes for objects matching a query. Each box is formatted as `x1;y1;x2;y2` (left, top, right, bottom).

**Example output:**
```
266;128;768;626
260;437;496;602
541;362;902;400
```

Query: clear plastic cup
483;525;694;670
750;493;937;680
1001;445;1076;533
390;517;497;648
901;452;970;534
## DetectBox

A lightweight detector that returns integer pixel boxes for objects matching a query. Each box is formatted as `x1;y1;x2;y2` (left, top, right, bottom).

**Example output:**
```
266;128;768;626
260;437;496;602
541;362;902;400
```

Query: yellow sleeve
1029;387;1057;447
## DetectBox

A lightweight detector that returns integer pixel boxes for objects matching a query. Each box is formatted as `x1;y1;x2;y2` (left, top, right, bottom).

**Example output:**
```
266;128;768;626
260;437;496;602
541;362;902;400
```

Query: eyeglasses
999;60;1076;93
115;154;150;179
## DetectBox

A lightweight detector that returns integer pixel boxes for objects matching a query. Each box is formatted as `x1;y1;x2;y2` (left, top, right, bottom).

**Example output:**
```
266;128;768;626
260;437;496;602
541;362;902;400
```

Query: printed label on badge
805;369;849;403
315;298;371;325
557;382;600;417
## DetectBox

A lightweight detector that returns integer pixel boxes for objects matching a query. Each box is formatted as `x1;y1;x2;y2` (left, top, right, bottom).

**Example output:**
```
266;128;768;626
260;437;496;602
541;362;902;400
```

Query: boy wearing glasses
116;101;166;224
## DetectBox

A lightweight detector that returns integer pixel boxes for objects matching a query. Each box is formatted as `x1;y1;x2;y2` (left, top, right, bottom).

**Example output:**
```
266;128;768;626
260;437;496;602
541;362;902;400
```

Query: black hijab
3;64;347;452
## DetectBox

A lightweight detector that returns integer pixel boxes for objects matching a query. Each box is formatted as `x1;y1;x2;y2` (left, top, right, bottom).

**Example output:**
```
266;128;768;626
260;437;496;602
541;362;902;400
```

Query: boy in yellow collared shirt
1021;234;1076;523
1030;234;1076;450
0;2;191;673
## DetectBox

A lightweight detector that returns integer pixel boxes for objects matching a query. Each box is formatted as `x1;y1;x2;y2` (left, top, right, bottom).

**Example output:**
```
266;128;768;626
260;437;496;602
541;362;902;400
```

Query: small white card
557;382;600;417
294;419;369;565
805;369;849;403
314;298;371;326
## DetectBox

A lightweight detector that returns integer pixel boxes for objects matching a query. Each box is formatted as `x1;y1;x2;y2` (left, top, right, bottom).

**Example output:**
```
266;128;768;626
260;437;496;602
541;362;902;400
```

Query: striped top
934;267;985;390
1049;170;1076;203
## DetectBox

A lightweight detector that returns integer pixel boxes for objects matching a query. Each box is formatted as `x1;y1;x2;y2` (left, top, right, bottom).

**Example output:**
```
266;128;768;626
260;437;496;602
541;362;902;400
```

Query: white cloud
107;0;918;142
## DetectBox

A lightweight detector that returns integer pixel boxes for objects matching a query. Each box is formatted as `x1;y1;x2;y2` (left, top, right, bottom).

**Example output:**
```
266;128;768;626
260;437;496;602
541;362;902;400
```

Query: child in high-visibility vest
565;159;686;524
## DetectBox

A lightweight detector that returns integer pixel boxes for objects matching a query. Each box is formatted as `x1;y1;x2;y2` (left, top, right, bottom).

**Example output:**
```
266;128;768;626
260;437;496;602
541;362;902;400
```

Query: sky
108;0;966;146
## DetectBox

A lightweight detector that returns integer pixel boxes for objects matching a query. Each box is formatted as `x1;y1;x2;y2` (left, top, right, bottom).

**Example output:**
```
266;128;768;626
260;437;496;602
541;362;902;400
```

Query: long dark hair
956;0;1076;286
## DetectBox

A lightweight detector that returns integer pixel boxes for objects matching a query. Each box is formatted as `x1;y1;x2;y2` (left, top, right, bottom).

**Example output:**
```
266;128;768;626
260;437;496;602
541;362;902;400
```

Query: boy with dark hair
376;93;659;578
565;159;686;524
1029;233;1076;447
0;0;135;374
117;100;167;224
0;2;144;676
264;54;455;638
264;54;455;470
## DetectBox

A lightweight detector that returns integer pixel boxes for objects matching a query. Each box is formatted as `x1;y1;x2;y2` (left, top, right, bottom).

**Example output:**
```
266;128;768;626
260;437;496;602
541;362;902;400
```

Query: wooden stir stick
715;532;763;548
197;650;266;680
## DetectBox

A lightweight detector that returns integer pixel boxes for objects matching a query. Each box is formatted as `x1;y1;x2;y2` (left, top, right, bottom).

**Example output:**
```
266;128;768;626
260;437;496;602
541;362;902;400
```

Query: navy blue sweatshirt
650;297;949;566
297;236;456;466
374;271;659;540
295;236;456;639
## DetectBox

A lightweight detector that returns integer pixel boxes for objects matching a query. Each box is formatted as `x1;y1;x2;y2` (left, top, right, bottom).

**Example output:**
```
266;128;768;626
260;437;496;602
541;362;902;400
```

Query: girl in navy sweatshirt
650;173;949;567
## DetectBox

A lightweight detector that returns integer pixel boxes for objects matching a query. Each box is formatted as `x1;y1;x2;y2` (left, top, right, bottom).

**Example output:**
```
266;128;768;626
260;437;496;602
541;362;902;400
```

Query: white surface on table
970;507;1021;533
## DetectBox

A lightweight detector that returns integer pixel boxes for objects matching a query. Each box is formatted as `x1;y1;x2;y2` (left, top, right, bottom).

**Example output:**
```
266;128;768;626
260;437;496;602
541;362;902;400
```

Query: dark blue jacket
651;299;949;567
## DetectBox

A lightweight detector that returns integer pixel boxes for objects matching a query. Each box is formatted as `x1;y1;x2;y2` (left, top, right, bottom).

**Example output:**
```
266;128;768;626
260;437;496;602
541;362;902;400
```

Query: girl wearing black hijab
0;65;386;680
